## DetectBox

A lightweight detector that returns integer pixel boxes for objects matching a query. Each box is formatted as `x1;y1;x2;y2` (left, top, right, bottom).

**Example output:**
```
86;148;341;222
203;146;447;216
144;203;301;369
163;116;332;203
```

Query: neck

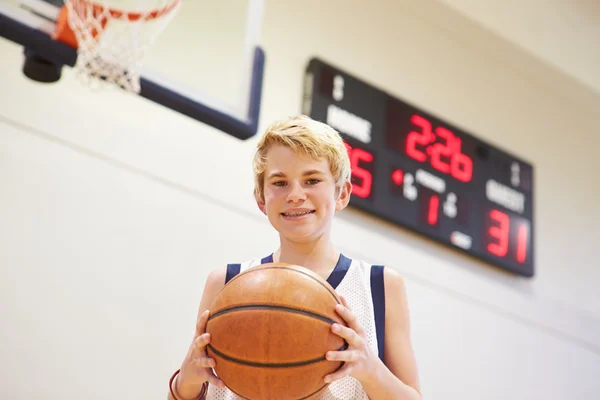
273;233;340;274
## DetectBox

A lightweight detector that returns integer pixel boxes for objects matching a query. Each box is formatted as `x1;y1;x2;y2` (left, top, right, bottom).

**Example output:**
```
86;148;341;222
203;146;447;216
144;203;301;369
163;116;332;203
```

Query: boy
168;115;421;399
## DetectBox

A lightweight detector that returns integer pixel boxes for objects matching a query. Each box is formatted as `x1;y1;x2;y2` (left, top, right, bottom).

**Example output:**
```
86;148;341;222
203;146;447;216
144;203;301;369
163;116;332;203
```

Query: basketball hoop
54;0;181;93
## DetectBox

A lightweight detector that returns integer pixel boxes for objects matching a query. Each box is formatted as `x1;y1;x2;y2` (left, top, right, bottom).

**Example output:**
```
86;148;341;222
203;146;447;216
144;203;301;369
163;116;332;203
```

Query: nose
286;181;306;203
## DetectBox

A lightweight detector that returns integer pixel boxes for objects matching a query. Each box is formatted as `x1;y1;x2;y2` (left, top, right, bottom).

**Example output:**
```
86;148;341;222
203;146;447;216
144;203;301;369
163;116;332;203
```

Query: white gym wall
1;1;599;399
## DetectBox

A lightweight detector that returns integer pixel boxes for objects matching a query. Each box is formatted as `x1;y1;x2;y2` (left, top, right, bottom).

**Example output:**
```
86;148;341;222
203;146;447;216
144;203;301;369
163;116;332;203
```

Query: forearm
167;372;206;400
361;358;421;400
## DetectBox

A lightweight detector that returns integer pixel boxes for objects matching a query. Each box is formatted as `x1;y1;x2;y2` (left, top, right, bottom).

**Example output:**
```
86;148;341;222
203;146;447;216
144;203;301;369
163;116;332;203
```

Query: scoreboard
302;58;535;277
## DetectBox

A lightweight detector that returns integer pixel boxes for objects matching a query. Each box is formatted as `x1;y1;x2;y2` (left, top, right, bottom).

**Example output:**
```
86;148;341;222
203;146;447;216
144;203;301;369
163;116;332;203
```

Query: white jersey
206;253;386;400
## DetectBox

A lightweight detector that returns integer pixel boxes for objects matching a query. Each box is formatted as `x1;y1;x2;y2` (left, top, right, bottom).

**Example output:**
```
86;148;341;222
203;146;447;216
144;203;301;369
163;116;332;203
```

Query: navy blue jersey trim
225;263;241;285
371;265;386;362
327;254;352;289
258;253;351;290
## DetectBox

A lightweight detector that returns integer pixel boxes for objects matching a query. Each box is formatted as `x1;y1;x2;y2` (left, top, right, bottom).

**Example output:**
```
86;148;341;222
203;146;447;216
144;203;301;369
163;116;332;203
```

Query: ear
335;180;352;211
256;197;267;215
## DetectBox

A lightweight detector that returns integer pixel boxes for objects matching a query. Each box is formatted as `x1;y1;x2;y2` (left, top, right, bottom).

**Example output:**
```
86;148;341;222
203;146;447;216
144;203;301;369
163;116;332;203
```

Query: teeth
283;211;312;216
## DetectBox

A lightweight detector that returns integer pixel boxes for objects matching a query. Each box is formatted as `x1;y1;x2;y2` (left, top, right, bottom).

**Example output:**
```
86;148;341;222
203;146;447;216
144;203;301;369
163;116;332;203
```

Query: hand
324;296;379;385
177;310;225;396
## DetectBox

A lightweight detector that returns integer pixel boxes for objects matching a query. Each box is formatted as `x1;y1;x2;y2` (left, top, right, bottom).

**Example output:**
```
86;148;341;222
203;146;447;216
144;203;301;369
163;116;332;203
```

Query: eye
306;178;321;185
272;181;287;187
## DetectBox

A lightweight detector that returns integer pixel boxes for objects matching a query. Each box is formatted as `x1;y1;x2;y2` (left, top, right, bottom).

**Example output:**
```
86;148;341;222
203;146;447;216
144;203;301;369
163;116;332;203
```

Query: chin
281;228;314;239
280;227;326;243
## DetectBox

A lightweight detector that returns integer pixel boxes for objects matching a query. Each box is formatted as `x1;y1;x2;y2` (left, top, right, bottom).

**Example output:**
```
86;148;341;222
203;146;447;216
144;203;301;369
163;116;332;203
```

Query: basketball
205;262;348;400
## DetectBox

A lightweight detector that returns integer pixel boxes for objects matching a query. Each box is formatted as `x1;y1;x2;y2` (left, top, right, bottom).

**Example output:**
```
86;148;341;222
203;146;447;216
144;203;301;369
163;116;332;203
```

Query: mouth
280;210;316;218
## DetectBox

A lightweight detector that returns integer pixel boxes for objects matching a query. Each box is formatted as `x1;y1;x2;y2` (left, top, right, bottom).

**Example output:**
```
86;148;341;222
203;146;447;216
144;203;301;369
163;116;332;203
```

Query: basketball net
56;0;181;93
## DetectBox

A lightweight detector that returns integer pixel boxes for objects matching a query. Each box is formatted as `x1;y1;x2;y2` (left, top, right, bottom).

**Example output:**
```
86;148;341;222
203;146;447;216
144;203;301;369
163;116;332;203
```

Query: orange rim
69;0;180;21
54;0;179;49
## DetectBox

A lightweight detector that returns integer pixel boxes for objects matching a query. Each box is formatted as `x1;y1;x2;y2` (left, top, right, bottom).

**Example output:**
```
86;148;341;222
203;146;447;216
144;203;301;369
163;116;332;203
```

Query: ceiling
437;0;600;96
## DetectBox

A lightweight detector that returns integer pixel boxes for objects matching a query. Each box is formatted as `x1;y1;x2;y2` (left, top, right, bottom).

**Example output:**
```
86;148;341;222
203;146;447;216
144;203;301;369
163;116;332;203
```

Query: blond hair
253;115;351;203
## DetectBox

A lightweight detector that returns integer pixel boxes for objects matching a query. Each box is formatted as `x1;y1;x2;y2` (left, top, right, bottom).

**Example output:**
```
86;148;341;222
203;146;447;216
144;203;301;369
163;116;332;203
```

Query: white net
64;0;181;93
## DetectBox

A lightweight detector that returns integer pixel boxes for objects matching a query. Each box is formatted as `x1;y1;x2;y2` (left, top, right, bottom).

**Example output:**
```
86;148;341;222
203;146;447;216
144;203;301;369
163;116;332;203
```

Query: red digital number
430;127;453;174
345;143;374;198
487;209;529;264
451;152;473;182
406;114;473;183
516;223;529;264
487;209;509;257
428;195;440;225
406;115;434;162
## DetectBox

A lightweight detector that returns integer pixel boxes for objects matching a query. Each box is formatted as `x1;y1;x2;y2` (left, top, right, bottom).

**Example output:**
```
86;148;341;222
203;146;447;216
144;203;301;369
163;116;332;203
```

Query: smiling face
258;144;351;243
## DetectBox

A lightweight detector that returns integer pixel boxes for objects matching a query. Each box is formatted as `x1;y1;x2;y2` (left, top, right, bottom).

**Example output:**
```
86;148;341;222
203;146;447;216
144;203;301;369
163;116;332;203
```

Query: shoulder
197;266;229;310
350;259;404;291
381;266;410;320
196;260;252;316
356;262;406;311
380;266;413;352
383;266;406;294
204;256;266;291
205;266;228;289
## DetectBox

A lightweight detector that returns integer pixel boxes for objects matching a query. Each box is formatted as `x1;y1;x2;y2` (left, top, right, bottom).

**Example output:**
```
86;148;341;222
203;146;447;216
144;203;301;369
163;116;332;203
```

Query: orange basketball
205;262;347;400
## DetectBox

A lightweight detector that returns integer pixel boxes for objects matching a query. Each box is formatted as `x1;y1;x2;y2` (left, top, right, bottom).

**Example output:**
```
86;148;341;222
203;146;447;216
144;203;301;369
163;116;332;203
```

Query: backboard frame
0;0;266;140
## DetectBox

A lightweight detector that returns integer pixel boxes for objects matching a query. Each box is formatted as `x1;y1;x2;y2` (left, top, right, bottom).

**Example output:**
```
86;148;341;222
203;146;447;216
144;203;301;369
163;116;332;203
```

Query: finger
339;295;349;309
335;303;356;325
333;305;365;338
195;310;210;338
187;360;226;388
326;349;360;363
205;370;227;388
324;364;352;383
192;333;212;356
331;323;363;347
338;296;363;334
191;354;216;369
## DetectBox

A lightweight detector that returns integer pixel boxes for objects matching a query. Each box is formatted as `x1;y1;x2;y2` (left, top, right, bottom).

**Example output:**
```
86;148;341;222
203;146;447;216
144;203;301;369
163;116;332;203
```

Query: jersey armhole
370;265;386;363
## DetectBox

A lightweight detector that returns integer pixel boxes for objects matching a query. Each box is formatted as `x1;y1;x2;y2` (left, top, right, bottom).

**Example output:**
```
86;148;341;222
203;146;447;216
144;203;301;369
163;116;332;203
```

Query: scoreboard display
302;58;535;277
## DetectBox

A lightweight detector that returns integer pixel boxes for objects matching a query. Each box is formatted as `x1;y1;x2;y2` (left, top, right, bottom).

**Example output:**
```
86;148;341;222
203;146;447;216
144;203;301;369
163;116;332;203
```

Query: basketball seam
208;304;339;324
207;342;348;368
298;383;331;400
224;266;341;304
221;378;330;400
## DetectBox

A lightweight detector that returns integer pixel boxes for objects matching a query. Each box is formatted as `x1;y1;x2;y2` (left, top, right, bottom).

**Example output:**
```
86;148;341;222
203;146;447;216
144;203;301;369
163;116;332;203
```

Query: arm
167;266;228;400
361;267;421;399
324;267;421;400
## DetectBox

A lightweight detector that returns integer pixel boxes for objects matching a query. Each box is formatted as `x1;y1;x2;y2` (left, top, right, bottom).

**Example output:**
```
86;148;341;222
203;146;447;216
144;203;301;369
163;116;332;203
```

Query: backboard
0;0;265;140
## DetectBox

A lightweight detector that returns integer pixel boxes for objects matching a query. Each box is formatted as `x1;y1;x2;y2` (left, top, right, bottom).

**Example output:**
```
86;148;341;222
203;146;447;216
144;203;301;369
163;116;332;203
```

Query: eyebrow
267;169;325;179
